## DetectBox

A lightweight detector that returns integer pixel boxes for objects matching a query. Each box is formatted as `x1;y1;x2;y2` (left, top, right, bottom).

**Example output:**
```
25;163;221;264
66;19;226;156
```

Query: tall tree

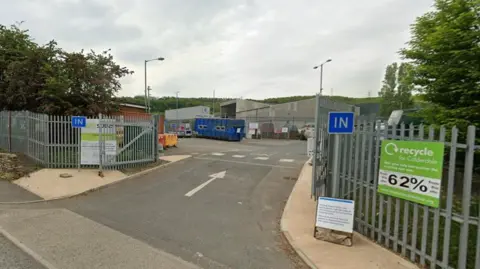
396;63;415;110
378;62;416;117
400;0;480;128
378;63;398;117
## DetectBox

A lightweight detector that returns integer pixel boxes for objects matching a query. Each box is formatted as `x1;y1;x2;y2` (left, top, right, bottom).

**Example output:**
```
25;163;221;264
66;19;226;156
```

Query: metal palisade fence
0;110;159;170
312;100;480;268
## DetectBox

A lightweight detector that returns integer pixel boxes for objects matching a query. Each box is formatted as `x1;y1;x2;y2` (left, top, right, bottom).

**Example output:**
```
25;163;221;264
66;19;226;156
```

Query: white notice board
81;119;117;165
281;127;288;133
315;197;354;233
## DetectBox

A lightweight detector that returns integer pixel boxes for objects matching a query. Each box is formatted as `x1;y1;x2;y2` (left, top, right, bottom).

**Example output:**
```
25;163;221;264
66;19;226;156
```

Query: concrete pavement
0;208;200;269
0;155;191;203
281;160;418;269
0;233;46;269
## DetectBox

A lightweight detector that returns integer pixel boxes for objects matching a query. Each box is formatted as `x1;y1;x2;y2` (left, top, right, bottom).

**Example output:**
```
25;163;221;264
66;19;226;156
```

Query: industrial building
220;97;358;139
164;106;212;136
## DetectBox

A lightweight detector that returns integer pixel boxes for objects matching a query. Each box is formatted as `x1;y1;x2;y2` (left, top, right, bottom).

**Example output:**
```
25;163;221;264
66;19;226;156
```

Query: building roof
120;103;146;109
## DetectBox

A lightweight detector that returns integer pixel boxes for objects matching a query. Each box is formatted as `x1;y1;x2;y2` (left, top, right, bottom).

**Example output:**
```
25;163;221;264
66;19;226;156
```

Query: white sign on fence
315;197;355;233
249;122;258;129
307;137;315;157
81;119;117;165
281;127;288;133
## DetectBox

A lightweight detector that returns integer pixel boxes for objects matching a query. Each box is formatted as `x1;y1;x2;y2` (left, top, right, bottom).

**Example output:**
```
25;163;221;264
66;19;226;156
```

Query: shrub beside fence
0;110;158;170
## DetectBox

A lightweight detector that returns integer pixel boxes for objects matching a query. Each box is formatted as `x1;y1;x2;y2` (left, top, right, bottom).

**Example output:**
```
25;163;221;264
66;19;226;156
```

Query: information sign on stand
315;197;355;233
314;197;355;246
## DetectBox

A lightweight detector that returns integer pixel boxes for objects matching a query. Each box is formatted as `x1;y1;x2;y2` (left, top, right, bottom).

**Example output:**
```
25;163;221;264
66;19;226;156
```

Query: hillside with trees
118;95;384;114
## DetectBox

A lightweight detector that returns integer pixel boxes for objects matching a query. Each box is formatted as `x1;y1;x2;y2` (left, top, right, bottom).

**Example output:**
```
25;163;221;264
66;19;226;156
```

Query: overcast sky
1;0;434;99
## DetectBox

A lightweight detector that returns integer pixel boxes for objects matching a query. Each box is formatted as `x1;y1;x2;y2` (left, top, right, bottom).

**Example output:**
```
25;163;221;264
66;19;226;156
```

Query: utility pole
175;91;180;134
212;89;215;116
147;86;152;113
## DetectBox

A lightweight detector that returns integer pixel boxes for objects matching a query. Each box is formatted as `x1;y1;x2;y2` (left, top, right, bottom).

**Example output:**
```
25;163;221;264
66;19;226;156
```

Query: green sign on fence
377;140;445;208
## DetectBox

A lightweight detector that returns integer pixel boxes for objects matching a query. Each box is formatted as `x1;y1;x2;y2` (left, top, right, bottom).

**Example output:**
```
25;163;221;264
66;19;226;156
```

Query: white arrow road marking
185;171;227;197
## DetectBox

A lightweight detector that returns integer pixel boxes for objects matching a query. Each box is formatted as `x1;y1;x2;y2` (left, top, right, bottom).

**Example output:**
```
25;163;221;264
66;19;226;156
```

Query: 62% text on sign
386;174;428;193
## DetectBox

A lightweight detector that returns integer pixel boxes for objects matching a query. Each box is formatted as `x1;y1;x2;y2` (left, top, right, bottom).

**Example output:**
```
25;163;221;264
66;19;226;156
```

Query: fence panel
0;110;158;171
327;119;480;269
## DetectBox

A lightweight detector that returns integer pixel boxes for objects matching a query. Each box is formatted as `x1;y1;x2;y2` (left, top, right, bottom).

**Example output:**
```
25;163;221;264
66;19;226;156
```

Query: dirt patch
120;159;170;176
0;150;42;181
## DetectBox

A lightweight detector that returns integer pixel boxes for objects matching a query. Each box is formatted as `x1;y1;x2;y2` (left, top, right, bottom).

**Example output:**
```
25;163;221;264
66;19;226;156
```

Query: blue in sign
72;116;87;128
328;112;354;134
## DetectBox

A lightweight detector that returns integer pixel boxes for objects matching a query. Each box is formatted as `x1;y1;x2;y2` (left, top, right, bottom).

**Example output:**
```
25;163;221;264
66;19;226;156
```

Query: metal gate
99;114;158;170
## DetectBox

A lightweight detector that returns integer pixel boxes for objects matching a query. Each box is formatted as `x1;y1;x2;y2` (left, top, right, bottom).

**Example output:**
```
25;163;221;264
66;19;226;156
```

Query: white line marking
185;171;226;197
232;155;245;158
194;157;297;169
279;159;294;163
254;157;269;160
211;152;225;156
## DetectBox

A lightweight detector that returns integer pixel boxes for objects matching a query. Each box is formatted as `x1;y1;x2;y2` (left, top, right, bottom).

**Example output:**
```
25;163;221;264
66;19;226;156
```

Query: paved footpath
0;233;46;269
0;208;200;269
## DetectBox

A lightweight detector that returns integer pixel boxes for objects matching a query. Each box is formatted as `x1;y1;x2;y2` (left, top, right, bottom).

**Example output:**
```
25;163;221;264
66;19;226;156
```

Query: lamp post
212;89;215;116
175;91;180;133
313;58;332;95
144;57;165;112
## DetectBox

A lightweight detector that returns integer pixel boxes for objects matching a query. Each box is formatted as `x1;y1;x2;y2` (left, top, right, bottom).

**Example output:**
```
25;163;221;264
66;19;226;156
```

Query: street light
144;57;165;112
313;58;332;95
175;91;180;134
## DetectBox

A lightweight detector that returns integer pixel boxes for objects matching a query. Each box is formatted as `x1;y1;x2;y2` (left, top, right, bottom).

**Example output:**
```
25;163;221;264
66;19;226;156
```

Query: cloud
0;0;434;99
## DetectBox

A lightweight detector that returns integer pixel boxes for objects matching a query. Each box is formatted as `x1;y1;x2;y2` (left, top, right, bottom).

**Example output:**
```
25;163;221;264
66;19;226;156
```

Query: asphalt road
2;138;310;269
0;180;41;202
0;234;46;269
62;139;308;268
